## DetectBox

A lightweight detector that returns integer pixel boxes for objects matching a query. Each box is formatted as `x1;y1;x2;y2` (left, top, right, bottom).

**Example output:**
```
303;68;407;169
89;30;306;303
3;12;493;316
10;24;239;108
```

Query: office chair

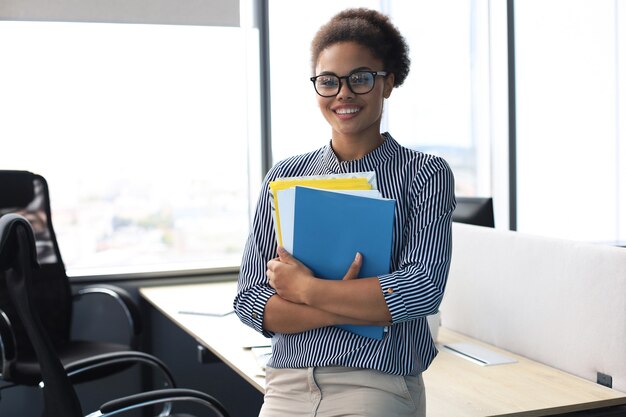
0;213;230;416
452;196;495;228
0;170;146;391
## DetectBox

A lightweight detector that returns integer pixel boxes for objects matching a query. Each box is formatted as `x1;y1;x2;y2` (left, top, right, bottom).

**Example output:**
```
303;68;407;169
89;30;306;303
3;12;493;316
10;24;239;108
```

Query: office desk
140;281;626;417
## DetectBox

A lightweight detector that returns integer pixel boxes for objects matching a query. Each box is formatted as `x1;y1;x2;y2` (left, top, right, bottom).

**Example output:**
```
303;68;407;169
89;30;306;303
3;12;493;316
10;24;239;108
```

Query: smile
334;107;361;115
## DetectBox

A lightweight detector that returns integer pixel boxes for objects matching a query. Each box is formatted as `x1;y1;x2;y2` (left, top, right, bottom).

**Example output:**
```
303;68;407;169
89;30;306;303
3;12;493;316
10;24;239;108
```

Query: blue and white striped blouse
234;133;456;376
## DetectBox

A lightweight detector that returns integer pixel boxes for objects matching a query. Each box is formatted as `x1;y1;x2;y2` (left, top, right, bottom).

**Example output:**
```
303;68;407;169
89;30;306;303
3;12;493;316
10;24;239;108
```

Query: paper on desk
442;342;517;366
178;309;234;317
177;296;236;317
251;346;272;372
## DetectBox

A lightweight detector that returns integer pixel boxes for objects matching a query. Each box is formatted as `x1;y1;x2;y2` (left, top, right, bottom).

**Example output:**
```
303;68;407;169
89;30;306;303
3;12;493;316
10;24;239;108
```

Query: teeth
336;108;360;115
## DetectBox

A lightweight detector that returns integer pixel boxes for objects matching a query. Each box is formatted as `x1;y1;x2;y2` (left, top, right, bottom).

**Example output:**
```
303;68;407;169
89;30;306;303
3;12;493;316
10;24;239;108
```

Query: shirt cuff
378;274;408;323
250;285;276;338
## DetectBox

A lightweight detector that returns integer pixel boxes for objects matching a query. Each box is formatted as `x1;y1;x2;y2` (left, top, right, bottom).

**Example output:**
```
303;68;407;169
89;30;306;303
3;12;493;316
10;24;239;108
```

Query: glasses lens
348;72;375;94
314;75;340;97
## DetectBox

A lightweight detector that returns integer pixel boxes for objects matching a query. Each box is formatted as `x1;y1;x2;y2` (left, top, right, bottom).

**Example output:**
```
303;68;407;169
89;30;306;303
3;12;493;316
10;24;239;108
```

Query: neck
331;131;385;162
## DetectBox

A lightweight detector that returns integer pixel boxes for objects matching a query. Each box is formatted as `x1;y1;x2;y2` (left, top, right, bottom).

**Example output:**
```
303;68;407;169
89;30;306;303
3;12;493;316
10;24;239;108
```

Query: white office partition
440;223;626;392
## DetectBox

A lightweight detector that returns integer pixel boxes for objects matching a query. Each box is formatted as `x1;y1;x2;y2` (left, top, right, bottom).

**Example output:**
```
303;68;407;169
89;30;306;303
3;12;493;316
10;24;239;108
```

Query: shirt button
386;288;394;294
252;312;258;319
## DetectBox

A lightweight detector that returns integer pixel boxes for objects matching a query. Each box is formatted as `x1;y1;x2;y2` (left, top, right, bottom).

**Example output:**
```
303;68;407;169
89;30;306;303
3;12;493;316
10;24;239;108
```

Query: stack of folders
269;173;396;340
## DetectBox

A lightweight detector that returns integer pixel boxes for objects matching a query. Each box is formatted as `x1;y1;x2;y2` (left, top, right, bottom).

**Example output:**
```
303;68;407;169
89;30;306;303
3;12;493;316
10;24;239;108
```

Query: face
314;41;394;141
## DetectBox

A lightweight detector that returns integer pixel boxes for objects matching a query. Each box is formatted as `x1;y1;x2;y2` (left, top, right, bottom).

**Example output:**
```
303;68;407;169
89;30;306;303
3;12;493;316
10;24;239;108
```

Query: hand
266;248;362;304
266;246;314;304
342;252;362;280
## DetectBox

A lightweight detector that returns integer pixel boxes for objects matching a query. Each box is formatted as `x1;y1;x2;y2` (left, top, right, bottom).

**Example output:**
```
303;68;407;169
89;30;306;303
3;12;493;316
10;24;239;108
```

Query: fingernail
355;252;361;261
277;246;285;255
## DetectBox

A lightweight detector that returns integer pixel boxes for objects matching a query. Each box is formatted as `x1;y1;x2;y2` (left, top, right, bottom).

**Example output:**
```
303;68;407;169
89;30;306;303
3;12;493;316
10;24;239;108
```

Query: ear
383;73;395;98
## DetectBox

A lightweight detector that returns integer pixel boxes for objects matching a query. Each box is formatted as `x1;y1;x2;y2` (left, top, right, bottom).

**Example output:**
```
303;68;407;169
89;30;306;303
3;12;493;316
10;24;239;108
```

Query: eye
349;72;372;85
316;75;339;88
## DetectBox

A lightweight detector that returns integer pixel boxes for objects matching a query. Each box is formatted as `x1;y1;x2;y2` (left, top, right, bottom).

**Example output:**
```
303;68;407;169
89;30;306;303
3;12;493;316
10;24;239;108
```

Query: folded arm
263;292;389;334
264;248;392;333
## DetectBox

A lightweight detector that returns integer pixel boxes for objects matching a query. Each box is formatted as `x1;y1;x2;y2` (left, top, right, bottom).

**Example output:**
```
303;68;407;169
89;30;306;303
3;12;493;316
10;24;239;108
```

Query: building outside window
0;14;259;276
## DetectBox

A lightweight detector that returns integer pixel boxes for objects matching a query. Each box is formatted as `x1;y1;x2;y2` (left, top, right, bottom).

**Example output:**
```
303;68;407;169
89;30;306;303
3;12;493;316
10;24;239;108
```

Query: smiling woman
235;8;456;417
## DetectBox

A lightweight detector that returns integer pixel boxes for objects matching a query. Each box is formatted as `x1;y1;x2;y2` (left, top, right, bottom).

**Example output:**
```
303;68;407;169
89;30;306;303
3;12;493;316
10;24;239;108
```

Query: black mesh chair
0;213;230;416
0;170;143;389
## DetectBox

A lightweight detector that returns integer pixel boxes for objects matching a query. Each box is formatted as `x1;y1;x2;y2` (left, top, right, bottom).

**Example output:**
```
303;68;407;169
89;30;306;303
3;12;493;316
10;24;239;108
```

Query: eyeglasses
310;70;388;97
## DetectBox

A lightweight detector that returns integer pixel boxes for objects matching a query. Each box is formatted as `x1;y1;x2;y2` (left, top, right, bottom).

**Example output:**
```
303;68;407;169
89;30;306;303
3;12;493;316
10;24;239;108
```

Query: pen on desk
178;310;235;317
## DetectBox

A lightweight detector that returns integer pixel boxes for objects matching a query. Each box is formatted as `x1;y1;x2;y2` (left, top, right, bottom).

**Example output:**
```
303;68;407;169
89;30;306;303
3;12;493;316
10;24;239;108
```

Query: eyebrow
316;66;373;77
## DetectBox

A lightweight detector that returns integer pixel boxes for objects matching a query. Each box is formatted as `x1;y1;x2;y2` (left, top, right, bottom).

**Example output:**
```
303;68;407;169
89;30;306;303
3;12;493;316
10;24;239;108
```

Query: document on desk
251;346;272;374
177;296;235;317
442;342;517;366
178;309;234;317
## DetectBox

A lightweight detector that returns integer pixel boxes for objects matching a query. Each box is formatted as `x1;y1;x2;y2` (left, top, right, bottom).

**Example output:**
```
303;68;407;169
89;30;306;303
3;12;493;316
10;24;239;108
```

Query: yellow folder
269;173;376;246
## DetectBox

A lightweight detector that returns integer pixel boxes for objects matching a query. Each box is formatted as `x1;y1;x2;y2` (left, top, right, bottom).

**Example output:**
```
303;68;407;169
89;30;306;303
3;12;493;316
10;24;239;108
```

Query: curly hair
310;8;410;87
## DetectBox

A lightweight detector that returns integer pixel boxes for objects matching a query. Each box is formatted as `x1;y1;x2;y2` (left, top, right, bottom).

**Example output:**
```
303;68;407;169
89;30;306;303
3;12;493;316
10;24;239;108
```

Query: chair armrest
73;284;142;342
0;309;16;377
63;350;176;388
97;388;230;417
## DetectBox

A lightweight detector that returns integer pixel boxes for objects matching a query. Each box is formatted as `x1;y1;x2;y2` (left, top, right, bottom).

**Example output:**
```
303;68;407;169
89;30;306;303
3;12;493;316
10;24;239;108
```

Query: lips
333;106;361;117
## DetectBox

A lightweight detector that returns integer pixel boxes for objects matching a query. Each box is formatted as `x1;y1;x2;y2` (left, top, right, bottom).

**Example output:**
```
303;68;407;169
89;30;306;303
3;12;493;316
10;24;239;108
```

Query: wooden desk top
140;281;626;417
140;280;267;392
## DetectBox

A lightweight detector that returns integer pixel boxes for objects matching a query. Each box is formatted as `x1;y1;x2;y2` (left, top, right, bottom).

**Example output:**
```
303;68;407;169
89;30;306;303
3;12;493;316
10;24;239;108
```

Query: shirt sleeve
378;157;456;323
233;170;280;338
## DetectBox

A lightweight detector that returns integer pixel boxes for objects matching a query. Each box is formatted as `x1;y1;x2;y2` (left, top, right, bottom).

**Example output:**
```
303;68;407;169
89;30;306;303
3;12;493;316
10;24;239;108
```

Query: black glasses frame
310;70;388;97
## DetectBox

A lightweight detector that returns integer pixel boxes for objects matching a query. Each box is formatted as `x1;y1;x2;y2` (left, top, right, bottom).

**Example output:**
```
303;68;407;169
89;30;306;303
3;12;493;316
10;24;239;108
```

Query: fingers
266;257;279;287
266;254;291;290
276;246;293;262
342;252;362;280
276;246;307;269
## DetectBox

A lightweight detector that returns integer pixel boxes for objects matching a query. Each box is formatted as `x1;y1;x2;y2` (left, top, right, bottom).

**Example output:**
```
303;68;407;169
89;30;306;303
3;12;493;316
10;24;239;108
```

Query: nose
336;79;354;100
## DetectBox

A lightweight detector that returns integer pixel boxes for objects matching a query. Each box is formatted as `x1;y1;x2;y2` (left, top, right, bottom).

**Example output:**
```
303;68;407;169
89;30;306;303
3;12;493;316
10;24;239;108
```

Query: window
0;20;260;276
385;1;494;198
267;0;380;163
4;0;621;279
268;0;496;200
514;0;625;243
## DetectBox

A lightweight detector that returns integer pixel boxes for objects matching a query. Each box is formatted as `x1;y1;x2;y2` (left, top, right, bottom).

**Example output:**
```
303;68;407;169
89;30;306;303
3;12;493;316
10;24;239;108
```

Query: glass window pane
268;0;380;163
515;0;620;242
387;1;492;197
269;0;493;200
0;21;255;276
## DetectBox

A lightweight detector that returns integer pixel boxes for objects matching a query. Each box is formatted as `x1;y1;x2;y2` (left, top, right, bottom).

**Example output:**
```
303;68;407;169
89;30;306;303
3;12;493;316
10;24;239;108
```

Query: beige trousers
258;366;426;417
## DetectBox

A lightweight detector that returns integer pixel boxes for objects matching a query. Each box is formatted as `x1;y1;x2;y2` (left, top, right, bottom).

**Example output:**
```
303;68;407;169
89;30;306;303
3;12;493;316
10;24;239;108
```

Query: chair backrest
0;171;73;371
0;214;83;416
452;196;494;228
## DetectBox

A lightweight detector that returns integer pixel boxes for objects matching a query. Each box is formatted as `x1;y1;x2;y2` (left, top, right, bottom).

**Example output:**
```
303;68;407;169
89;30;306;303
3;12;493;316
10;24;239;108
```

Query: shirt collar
321;132;399;173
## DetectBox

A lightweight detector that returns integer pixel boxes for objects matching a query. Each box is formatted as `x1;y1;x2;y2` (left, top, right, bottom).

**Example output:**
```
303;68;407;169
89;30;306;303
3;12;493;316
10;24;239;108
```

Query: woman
234;8;455;417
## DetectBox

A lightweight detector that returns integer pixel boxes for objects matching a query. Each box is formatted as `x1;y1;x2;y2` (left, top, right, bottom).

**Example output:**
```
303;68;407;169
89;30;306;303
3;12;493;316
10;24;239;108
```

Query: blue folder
290;186;396;340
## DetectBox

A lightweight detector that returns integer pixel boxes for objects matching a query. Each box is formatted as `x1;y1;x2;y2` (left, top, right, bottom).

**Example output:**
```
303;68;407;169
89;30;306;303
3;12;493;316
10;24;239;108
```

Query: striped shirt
234;133;456;376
